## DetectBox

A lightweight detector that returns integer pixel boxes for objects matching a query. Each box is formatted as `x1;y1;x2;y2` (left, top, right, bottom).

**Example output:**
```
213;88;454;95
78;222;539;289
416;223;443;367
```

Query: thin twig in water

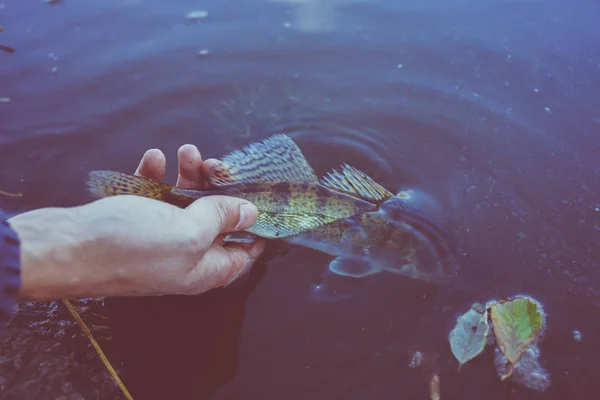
0;189;22;197
430;373;440;400
61;298;134;400
219;100;236;113
0;44;15;54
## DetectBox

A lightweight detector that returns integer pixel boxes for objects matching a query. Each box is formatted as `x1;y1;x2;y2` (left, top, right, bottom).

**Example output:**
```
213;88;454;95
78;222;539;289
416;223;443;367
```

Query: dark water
1;0;599;398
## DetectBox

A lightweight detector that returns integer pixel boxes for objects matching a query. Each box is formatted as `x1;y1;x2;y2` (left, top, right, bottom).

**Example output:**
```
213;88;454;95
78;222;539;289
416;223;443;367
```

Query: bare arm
8;205;97;301
8;191;262;301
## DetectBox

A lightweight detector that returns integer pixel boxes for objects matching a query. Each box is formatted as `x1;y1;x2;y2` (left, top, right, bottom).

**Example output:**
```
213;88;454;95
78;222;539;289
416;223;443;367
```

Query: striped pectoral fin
328;256;381;278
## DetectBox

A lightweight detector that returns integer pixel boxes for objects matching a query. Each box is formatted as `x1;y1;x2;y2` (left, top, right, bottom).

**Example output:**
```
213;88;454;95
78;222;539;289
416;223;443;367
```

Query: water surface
0;0;599;399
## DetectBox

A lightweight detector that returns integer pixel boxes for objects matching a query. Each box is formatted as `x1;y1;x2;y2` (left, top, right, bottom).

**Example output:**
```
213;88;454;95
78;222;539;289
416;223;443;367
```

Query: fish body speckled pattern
86;134;457;284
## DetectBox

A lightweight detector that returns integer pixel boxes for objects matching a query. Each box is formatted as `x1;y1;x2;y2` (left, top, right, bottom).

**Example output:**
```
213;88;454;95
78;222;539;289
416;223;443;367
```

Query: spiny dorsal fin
209;134;318;186
320;164;394;204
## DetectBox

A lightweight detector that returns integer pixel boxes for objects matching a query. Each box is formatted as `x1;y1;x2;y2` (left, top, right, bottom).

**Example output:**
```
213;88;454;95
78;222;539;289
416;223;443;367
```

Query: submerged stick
61;298;134;400
0;189;22;197
0;44;15;54
0;26;15;53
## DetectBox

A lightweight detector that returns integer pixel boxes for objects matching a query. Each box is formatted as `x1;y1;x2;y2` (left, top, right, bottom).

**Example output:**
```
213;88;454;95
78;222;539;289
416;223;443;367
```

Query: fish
85;134;458;284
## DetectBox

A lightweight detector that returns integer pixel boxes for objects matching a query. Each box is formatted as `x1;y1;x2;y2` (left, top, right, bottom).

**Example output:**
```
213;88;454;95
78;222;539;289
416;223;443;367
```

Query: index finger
134;148;166;181
176;144;204;189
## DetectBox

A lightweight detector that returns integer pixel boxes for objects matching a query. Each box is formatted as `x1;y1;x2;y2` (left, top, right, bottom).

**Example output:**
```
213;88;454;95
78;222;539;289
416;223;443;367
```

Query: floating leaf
489;296;544;380
449;304;490;368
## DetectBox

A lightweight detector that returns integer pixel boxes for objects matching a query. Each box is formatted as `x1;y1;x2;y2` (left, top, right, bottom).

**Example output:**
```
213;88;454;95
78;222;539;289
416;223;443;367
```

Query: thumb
187;195;258;236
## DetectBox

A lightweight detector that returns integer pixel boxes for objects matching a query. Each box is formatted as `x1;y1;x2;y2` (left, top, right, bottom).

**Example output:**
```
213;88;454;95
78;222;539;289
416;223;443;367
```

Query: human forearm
6;198;177;300
8;205;112;300
7;196;213;300
5;191;261;301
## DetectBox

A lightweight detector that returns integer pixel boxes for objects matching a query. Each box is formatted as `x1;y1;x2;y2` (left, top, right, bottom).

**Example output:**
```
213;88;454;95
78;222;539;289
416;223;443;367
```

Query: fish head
357;196;459;285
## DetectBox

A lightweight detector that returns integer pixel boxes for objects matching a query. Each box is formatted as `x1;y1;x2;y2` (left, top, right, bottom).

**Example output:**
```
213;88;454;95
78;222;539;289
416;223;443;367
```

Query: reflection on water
1;0;599;399
105;263;269;400
269;0;358;33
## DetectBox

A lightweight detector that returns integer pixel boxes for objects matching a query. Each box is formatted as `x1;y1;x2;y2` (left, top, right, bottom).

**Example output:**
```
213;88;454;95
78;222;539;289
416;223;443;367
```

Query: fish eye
395;188;443;221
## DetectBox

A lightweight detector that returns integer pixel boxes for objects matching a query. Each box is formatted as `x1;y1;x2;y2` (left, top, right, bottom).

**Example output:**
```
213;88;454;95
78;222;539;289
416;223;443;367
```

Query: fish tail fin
86;170;174;201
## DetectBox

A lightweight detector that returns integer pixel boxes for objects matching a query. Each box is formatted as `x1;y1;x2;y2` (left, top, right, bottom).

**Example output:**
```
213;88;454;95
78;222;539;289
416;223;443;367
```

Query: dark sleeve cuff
0;210;21;331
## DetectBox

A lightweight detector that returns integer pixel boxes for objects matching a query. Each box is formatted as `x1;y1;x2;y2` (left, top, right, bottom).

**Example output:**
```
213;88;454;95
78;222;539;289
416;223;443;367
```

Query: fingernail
225;259;254;287
235;202;254;230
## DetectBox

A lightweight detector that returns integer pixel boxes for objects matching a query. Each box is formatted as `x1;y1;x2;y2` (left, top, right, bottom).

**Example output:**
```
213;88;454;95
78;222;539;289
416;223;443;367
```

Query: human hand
12;144;266;301
100;144;266;296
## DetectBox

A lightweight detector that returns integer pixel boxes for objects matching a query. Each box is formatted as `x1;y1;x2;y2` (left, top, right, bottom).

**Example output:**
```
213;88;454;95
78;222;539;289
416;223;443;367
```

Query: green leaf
449;304;490;368
489;296;545;379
